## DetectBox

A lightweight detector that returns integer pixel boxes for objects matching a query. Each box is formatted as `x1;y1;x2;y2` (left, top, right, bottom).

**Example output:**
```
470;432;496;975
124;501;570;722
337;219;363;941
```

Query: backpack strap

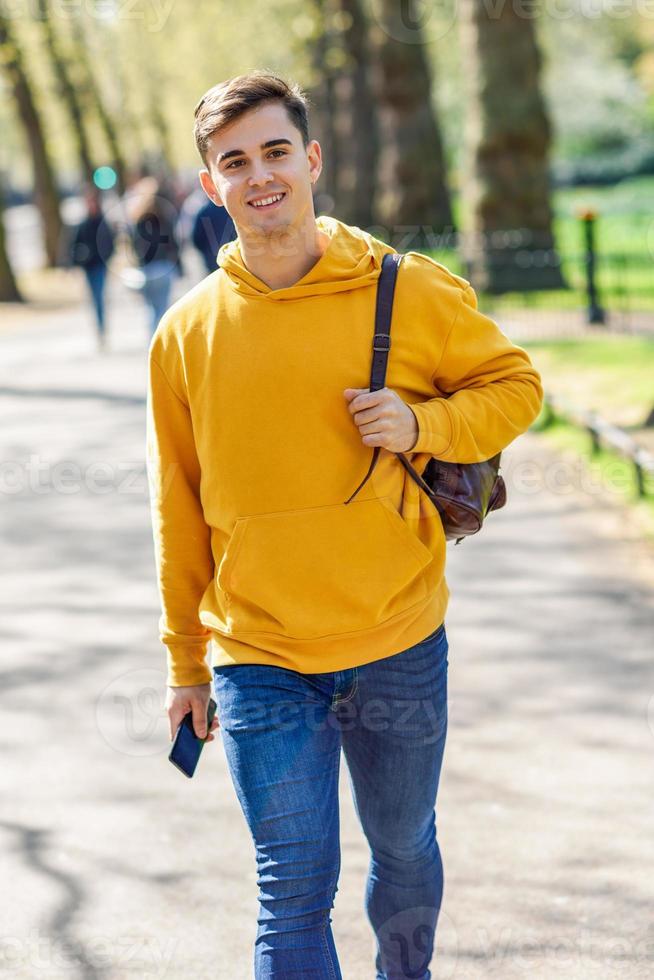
344;252;403;505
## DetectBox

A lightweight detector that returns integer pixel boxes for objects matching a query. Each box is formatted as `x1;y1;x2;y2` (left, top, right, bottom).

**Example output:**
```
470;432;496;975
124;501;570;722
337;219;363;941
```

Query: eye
225;159;244;170
269;149;286;158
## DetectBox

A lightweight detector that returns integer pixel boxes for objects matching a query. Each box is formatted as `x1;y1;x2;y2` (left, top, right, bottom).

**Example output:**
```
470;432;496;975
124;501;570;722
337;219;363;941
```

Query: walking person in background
69;186;115;352
127;176;182;337
191;196;237;275
146;71;543;979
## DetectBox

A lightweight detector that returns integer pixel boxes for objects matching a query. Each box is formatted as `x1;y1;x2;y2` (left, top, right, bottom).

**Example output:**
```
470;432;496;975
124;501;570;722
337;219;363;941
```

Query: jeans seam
318;751;341;980
319;920;338;980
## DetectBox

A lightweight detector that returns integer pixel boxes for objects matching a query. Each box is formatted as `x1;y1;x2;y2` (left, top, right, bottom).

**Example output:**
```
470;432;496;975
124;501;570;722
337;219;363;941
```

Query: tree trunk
459;0;565;293
305;0;340;216
69;15;128;193
333;0;377;229
0;13;63;267
370;0;453;249
0;182;22;302
36;0;95;185
147;78;175;174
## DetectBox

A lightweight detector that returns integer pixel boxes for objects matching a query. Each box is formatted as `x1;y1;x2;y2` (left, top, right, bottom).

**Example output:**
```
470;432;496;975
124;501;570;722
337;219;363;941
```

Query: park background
2;0;654;530
1;1;654;978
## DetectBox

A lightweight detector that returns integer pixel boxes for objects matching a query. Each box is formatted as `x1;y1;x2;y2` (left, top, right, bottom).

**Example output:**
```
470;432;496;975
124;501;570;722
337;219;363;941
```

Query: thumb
192;703;208;739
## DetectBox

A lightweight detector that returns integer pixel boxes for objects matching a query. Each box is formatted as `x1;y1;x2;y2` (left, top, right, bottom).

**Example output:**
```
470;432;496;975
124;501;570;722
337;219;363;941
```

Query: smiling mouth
248;192;286;210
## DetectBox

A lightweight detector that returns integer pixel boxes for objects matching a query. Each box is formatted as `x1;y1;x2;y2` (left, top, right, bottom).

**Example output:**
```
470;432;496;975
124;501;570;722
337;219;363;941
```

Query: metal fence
424;244;654;342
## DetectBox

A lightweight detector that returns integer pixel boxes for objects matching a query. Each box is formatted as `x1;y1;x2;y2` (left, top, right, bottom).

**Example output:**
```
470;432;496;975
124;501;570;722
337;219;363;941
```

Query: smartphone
168;697;217;778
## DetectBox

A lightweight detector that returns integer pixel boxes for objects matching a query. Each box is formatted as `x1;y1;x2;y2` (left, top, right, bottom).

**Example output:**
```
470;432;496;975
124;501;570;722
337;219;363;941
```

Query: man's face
199;100;322;240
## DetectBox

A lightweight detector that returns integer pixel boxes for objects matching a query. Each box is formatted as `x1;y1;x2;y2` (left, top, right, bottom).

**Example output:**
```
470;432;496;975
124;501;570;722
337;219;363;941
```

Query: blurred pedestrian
126;176;182;337
69;186;115;352
191;198;237;274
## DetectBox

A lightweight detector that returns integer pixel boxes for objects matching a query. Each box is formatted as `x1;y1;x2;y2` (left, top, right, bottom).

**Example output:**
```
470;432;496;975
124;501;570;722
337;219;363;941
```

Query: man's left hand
344;387;419;453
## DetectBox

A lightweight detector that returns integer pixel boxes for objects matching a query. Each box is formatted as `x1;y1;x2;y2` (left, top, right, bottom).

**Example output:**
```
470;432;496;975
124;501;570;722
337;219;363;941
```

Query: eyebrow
218;138;293;164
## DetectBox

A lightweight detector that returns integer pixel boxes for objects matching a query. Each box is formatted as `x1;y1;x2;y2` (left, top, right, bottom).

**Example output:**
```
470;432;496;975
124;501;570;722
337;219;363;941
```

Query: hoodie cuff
166;644;213;688
408;399;453;458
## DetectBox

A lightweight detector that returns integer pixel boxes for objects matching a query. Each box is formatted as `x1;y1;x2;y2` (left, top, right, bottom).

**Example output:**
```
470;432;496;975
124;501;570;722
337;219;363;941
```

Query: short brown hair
194;70;311;164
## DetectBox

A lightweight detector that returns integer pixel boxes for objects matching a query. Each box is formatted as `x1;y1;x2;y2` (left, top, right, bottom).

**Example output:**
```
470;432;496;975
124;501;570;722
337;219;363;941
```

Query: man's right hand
165;682;220;742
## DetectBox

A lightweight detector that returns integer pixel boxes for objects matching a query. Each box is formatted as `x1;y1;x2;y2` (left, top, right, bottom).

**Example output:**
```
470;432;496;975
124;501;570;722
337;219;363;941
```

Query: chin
254;217;297;238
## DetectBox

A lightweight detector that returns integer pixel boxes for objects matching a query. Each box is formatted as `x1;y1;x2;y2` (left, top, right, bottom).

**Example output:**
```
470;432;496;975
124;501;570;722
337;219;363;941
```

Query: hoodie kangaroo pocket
217;496;433;639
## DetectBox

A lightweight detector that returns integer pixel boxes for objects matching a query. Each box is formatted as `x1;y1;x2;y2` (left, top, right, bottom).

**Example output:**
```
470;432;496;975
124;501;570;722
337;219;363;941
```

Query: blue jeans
84;264;107;337
140;259;176;336
212;622;449;980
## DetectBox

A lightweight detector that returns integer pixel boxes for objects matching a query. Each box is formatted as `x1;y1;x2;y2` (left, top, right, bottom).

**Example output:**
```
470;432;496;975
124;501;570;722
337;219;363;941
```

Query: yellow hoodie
146;215;543;687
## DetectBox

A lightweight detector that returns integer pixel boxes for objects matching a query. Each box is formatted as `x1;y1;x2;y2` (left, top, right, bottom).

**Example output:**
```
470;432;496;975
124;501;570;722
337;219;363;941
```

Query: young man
146;71;543;979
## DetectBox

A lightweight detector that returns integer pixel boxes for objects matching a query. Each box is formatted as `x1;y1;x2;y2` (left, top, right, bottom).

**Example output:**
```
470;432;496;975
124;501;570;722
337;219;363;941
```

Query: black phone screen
168;697;217;778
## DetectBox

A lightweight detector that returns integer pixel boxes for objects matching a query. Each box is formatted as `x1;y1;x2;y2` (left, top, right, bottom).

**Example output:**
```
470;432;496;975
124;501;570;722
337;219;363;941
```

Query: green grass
553;177;654;257
522;334;654;538
521;335;654;427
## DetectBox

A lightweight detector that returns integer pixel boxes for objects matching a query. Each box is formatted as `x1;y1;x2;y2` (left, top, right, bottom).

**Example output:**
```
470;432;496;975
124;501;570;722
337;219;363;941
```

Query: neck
237;212;330;291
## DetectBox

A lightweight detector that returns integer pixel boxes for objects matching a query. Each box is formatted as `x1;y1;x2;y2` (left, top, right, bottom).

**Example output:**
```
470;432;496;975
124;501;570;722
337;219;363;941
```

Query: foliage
3;0;654;186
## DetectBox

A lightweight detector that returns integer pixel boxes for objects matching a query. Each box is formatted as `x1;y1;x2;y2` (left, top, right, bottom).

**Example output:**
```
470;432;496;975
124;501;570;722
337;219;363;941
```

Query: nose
248;166;274;188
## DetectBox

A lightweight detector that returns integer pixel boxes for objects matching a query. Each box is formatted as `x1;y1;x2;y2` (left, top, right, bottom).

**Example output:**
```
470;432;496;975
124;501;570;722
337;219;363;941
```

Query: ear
307;139;322;187
199;168;224;207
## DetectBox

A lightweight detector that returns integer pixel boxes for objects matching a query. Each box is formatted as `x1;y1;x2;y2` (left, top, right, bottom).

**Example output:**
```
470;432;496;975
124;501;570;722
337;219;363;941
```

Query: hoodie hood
216;215;396;301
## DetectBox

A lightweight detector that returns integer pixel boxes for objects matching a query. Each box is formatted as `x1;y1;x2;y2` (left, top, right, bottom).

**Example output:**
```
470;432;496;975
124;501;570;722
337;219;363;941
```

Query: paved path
1;281;653;979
